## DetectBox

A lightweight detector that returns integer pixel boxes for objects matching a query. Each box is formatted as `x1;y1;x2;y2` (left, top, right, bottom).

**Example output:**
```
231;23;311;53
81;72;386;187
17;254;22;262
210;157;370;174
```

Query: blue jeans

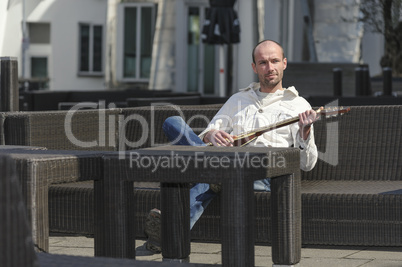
162;116;271;230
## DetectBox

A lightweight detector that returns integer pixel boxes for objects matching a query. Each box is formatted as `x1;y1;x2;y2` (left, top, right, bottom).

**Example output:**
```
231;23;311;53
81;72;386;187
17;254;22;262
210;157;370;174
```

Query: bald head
252;40;285;64
251;39;287;92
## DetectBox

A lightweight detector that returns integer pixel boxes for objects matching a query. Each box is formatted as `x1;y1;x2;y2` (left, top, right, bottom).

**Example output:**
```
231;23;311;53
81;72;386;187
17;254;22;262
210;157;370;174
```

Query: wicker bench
2;105;402;251
301;105;402;245
189;105;402;246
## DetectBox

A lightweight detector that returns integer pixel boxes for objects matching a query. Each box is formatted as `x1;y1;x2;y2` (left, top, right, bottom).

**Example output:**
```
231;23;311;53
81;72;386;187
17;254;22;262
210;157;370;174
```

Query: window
31;57;49;90
79;23;103;75
31;57;47;78
186;6;216;94
28;23;50;44
120;3;156;80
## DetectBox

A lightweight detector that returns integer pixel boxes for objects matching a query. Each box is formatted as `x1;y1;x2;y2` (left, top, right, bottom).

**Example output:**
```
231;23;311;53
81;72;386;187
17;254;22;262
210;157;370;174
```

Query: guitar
206;106;351;147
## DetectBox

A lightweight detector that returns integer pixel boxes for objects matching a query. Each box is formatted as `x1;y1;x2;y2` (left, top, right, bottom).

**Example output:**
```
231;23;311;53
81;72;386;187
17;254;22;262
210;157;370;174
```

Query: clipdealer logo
63;101;341;166
317;99;340;166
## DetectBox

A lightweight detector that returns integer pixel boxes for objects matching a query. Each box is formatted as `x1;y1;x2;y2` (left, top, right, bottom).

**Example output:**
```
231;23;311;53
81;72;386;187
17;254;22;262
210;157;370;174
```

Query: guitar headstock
317;106;351;118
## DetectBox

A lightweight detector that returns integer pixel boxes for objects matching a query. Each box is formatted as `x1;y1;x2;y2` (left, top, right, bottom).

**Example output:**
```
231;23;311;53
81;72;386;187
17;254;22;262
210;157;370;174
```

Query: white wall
105;0;118;89
313;0;364;62
0;0;8;54
36;0;107;90
1;2;23;60
149;0;177;91
235;0;258;92
1;0;108;91
361;31;384;77
263;0;282;44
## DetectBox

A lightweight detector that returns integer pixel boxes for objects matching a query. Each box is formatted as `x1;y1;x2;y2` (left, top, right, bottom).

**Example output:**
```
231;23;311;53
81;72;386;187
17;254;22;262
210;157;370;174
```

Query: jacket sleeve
287;95;319;171
198;99;236;141
291;122;318;171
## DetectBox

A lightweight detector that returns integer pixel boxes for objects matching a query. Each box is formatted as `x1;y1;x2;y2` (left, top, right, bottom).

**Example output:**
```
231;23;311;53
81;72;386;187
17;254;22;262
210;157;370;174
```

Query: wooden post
0;57;19;111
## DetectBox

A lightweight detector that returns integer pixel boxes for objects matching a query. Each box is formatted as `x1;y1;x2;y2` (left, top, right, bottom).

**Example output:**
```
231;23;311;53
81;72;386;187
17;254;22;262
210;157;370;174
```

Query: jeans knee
163;116;183;132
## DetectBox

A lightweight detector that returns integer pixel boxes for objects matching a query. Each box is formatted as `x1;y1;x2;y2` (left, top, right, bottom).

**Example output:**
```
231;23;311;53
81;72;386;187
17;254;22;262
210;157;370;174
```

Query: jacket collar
239;82;299;99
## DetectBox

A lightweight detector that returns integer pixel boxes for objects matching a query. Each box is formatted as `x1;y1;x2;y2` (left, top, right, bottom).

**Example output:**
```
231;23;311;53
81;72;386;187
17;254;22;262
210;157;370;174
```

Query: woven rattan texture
49;105;402;247
95;146;300;265
302;105;402;181
301;180;402;245
5;104;402;254
48;182;278;243
0;153;210;267
49;182;161;237
0;113;6;145
4;109;120;151
2;150;104;252
0;155;39;267
300;105;402;245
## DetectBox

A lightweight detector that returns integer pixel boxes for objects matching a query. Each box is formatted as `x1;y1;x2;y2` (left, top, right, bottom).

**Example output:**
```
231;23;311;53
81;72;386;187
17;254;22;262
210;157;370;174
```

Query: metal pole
355;67;363;96
333;68;342;96
361;67;370;96
22;0;28;91
301;0;317;62
0;57;20;111
219;45;226;97
383;67;392;96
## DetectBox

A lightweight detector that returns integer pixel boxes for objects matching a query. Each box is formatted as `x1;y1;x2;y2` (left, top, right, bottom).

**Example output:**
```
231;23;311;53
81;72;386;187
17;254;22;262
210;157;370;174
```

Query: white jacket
199;82;318;171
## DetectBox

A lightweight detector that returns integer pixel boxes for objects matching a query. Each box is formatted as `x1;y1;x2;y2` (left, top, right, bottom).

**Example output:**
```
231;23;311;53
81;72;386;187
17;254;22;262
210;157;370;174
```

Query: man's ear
283;58;287;71
251;63;257;74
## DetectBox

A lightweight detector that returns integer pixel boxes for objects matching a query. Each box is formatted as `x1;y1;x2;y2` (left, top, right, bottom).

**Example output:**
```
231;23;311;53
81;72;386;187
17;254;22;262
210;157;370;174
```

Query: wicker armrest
0;149;104;252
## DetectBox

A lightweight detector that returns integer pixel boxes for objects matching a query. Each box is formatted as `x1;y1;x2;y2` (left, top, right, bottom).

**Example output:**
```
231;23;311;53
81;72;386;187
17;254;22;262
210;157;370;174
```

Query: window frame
30;56;49;90
176;1;220;95
116;2;156;82
78;22;104;77
28;22;51;44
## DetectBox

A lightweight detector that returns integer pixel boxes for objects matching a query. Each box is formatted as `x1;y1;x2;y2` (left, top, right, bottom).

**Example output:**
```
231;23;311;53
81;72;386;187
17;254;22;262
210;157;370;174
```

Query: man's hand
203;129;236;147
298;109;320;140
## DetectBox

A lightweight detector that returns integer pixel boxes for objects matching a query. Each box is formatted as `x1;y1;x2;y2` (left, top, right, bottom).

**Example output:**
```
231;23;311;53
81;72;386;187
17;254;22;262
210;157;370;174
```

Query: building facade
0;0;385;95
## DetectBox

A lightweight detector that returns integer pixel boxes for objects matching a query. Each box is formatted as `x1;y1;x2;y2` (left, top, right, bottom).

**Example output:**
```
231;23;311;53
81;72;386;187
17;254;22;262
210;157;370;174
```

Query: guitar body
233;135;257;147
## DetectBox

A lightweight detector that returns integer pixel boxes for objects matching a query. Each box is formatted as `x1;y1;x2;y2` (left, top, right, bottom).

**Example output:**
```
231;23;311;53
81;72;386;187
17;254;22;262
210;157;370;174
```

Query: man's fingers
211;131;234;147
221;132;234;144
299;110;317;127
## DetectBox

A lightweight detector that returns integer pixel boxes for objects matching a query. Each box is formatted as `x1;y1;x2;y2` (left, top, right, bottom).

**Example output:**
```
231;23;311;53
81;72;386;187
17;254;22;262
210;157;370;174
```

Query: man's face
252;42;287;92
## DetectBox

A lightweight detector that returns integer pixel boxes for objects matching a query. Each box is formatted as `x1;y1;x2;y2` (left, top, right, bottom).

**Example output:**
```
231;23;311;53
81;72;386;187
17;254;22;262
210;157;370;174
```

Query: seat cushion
301;180;402;246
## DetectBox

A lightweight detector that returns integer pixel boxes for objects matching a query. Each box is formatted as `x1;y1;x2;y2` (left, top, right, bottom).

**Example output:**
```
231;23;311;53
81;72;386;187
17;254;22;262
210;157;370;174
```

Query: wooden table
95;146;301;267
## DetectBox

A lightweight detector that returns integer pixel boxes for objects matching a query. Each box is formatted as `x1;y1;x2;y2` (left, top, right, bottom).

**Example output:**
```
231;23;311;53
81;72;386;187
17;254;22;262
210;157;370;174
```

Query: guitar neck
235;107;324;140
235;116;300;140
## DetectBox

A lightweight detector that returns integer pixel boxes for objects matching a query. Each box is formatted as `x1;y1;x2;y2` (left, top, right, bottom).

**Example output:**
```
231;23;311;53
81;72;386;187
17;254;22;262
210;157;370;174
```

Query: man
144;39;319;253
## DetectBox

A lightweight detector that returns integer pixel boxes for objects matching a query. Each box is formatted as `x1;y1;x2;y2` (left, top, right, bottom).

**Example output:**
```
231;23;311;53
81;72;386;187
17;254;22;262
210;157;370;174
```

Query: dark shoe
144;208;161;253
209;183;221;193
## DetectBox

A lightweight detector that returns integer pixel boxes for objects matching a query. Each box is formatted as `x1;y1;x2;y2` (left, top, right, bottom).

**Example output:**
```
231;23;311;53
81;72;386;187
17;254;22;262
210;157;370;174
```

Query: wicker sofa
1;104;402;251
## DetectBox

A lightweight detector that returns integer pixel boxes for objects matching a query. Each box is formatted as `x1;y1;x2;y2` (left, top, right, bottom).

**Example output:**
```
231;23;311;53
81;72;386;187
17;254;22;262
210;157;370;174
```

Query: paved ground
48;233;402;266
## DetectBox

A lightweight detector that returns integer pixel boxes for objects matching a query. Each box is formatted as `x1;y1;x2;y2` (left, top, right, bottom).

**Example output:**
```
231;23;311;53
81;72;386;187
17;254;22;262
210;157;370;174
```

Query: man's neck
259;85;284;94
